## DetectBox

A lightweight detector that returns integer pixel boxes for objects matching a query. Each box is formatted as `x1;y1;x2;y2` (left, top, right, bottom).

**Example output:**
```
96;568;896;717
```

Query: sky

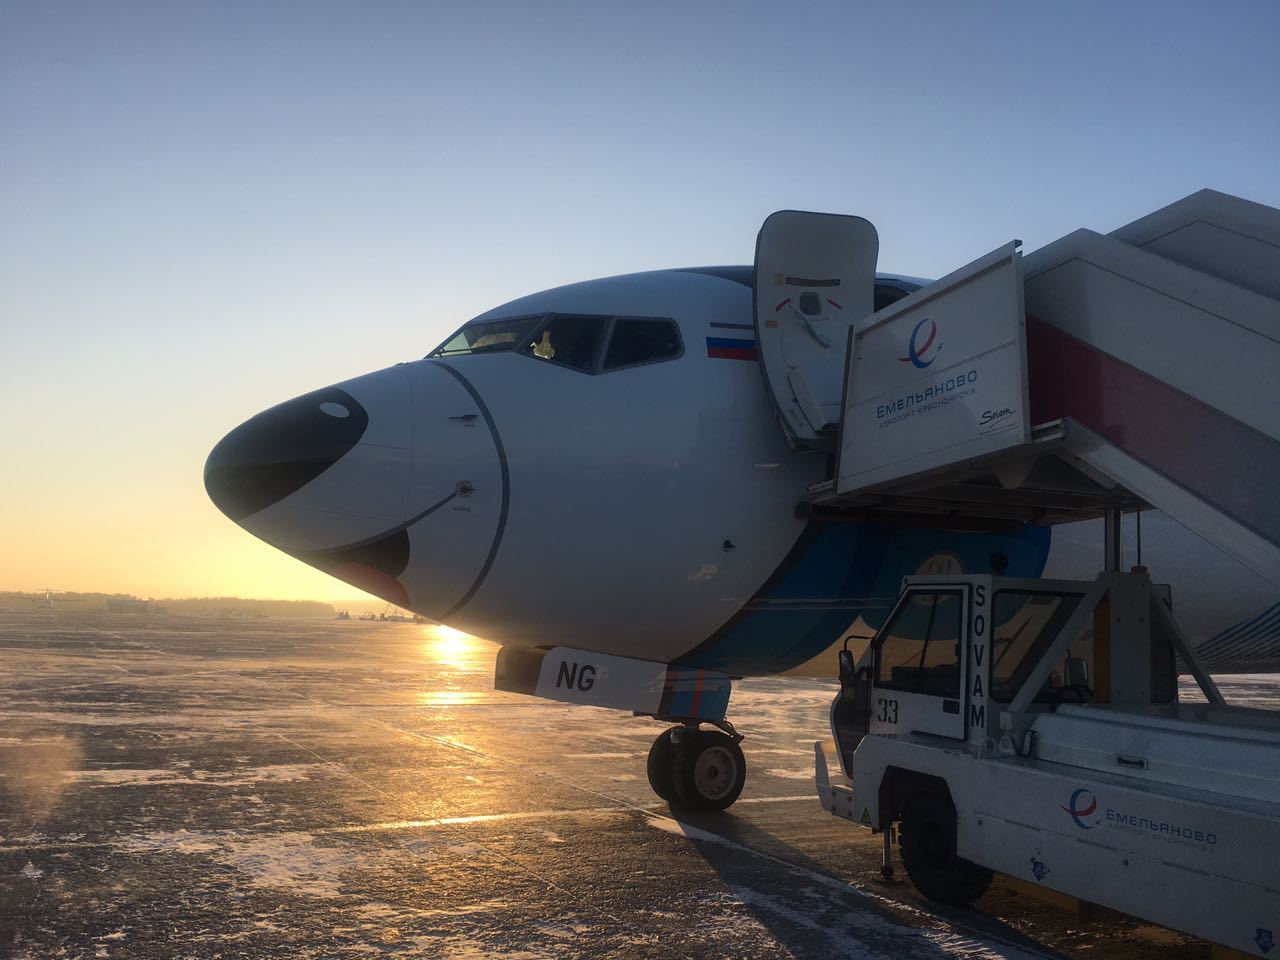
2;0;1278;601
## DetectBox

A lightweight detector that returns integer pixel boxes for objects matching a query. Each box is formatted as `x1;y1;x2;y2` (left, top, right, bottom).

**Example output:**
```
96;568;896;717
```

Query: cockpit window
603;318;682;370
430;315;543;358
520;314;605;372
429;312;683;374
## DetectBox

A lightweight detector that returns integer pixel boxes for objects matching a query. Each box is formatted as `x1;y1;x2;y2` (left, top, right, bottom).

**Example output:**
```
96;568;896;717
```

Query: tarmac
1;608;1274;959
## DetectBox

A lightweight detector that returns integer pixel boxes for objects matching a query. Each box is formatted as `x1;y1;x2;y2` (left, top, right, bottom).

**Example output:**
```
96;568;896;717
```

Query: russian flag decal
706;336;758;361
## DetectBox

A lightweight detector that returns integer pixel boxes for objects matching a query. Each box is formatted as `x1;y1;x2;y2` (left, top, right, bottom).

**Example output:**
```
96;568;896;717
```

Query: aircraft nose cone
204;387;369;522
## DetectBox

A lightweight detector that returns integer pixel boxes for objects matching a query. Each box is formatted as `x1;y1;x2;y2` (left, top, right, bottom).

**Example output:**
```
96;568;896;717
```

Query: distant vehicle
206;190;1280;811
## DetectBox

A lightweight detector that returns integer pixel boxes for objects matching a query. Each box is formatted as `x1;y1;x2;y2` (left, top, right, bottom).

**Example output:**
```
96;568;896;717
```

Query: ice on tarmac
2;609;1272;959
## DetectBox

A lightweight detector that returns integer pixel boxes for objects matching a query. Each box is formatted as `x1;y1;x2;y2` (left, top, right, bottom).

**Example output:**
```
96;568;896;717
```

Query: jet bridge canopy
799;189;1280;588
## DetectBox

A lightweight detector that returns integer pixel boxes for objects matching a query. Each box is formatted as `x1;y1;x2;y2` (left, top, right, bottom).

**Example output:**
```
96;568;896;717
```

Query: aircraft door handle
788;305;832;348
942;699;960;714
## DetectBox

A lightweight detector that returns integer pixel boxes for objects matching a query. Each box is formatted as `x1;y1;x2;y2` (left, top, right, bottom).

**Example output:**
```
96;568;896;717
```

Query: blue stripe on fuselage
674;522;1052;676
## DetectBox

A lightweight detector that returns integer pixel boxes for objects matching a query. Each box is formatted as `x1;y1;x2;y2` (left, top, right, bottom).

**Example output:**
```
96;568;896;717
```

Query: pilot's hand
533;330;556;359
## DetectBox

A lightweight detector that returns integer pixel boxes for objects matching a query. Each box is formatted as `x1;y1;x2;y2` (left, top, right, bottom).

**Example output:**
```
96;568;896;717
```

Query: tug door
869;586;968;740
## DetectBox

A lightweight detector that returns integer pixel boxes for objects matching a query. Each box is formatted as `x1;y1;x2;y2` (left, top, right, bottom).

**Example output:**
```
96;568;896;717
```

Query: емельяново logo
1061;787;1099;829
899;317;941;368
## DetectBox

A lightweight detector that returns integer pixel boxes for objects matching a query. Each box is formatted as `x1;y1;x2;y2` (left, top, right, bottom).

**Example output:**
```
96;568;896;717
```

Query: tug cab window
521;314;606;371
430;315;543;358
991;590;1178;705
875;590;963;697
990;591;1088;703
603;318;682;370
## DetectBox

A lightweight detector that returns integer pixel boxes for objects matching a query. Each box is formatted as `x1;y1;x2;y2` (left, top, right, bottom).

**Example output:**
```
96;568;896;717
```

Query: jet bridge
773;190;1280;587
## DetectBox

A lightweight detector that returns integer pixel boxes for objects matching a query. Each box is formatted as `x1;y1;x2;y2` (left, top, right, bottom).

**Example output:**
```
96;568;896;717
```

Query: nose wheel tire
898;792;992;906
646;726;680;802
671;729;746;812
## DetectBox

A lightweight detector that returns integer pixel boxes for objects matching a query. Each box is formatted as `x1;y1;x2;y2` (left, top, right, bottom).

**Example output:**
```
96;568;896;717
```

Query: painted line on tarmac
328;795;816;833
0;797;818;853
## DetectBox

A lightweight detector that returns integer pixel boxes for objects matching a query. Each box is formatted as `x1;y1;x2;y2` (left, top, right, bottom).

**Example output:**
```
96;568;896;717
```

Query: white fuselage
204;268;1280;676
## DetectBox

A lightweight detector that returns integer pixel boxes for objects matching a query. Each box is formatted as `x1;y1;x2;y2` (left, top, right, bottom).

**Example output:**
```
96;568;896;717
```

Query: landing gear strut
646;721;746;811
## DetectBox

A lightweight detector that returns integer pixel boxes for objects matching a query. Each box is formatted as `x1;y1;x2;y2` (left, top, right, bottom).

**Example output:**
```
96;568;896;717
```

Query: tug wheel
899;791;992;906
671;729;746;812
646;726;680;802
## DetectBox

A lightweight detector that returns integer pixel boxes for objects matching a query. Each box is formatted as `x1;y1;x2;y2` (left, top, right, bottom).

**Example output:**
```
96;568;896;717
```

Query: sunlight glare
423;624;475;670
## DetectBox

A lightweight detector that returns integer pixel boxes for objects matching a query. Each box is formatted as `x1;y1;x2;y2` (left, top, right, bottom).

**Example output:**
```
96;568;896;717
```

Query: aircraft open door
754;211;878;449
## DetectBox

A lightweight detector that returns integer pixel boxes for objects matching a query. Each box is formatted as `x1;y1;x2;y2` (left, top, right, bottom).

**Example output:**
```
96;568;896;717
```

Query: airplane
18;588;81;610
205;205;1280;812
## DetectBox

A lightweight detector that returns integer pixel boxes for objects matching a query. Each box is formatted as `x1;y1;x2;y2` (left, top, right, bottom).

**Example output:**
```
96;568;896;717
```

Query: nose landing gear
646;721;746;812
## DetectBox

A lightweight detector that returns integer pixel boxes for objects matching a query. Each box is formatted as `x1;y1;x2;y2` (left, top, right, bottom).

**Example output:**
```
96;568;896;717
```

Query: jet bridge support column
1104;506;1122;573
